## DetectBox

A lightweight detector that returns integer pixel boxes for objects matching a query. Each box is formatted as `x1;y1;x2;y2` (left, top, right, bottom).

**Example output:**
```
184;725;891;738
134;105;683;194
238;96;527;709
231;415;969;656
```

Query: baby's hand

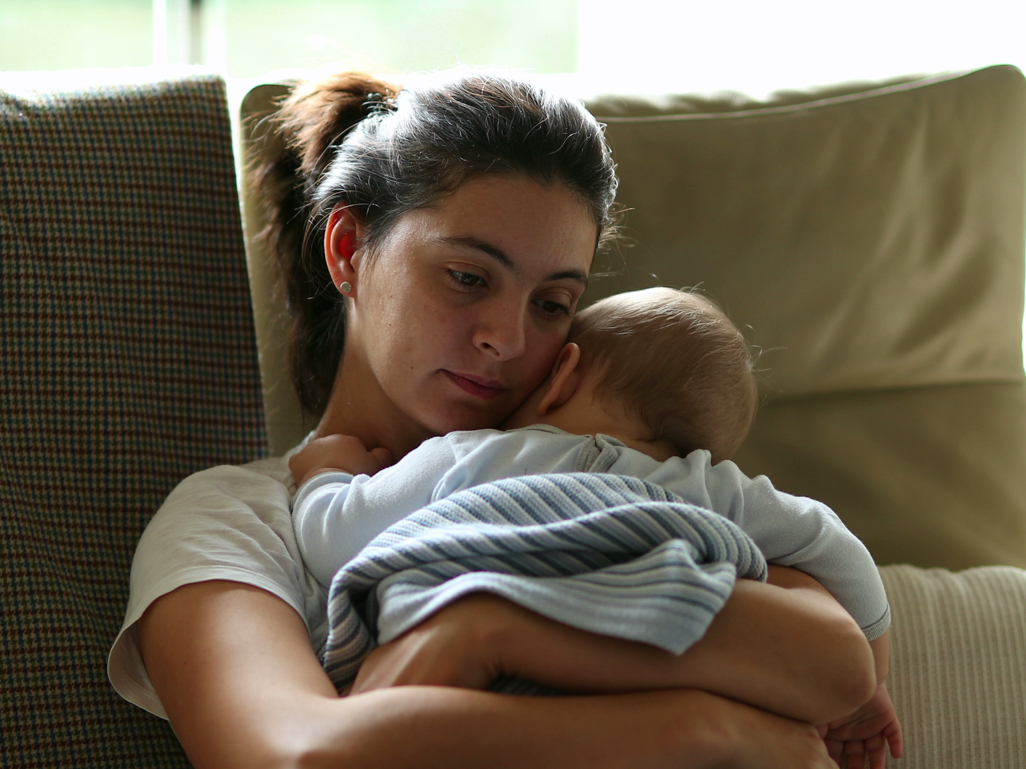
289;434;393;486
821;682;903;769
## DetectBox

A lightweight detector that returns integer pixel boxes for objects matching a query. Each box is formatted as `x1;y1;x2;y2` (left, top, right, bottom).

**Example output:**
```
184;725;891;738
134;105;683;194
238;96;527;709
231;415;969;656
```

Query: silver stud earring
339;281;352;295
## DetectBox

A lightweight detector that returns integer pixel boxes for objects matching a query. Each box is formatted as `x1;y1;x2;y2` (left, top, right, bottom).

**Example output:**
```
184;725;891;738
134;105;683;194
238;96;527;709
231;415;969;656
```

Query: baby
291;287;902;767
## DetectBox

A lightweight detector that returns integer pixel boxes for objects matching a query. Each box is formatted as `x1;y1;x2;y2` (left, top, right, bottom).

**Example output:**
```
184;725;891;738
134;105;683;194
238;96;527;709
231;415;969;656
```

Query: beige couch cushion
737;383;1026;569
585;66;1026;398
582;66;1026;569
880;564;1026;768
240;66;1026;569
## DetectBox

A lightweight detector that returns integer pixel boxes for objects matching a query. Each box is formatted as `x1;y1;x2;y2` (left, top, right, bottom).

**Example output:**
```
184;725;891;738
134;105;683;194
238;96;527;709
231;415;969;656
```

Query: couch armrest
880;564;1026;767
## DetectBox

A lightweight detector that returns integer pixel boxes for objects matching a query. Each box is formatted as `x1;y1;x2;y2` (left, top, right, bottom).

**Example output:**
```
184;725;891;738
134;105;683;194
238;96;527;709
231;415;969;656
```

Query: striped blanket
321;473;767;693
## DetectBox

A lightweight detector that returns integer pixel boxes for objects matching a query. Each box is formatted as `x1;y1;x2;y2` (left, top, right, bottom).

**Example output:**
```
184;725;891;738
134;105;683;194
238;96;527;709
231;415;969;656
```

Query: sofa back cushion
586;67;1025;398
0;71;266;767
581;66;1026;569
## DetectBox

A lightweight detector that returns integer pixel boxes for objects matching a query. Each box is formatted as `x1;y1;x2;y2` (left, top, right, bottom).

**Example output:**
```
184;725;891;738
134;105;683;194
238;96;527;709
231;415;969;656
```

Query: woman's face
339;173;597;443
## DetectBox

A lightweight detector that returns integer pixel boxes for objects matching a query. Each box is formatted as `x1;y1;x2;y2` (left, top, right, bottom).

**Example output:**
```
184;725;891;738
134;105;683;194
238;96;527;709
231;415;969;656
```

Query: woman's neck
314;364;434;462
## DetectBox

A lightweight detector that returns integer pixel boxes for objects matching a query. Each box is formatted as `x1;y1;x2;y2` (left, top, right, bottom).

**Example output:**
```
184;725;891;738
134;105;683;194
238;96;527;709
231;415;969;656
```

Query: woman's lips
443;370;506;399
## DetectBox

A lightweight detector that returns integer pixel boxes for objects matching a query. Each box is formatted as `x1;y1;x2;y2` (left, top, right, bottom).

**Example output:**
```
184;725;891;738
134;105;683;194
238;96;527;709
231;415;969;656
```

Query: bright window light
215;0;576;78
578;0;1026;95
0;0;152;71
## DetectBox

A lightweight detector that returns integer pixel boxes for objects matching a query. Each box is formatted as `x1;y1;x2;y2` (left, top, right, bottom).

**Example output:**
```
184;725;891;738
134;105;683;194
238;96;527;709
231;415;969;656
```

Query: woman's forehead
403;174;598;272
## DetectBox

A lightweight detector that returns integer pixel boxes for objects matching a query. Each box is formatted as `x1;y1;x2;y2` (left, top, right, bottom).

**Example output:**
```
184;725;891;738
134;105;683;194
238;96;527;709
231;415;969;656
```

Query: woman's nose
473;300;528;360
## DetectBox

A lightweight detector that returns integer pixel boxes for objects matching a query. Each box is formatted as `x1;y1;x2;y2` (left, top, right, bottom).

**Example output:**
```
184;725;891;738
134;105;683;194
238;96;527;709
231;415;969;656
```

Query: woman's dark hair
255;69;619;416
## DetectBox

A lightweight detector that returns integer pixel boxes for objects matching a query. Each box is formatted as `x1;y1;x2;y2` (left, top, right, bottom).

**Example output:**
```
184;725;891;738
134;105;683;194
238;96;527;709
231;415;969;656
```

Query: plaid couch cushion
1;72;266;767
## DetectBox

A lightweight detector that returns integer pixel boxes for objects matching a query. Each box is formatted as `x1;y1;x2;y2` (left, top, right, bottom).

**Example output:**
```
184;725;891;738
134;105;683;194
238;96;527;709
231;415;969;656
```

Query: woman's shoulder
141;447;311;573
159;460;291;519
230;453;296;491
169;445;302;501
142;455;300;566
111;449;326;719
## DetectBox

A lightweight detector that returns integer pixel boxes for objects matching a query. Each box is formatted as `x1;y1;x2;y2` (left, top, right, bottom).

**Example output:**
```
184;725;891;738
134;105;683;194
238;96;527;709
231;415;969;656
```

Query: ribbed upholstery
881;565;1026;768
0;73;266;767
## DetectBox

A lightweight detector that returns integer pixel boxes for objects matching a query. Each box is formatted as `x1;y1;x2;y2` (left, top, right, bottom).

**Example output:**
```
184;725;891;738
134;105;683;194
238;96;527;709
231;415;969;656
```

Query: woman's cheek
523;328;566;385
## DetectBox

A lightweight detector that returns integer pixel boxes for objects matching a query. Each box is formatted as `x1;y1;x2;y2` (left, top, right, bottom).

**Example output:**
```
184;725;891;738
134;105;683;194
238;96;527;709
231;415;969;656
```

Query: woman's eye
535;298;570;318
447;270;486;290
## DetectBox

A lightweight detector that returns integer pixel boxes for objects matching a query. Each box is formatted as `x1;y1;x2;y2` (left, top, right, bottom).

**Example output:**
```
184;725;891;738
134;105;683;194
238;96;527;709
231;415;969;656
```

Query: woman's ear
537;343;582;416
324;205;365;296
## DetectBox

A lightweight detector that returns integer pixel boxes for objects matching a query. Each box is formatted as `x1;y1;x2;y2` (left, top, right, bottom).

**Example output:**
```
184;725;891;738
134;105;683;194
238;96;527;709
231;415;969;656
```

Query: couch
2;64;1024;767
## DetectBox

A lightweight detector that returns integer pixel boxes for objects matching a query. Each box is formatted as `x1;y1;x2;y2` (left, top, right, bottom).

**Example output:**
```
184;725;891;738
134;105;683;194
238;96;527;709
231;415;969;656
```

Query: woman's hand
350;593;505;694
711;698;838;769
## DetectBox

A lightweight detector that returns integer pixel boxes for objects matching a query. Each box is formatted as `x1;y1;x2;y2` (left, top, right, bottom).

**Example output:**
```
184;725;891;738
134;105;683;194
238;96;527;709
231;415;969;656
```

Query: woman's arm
821;632;904;769
139;580;837;769
353;566;876;726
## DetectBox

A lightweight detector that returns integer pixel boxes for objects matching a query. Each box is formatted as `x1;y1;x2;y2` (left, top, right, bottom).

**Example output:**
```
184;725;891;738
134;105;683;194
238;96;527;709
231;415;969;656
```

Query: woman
108;69;872;768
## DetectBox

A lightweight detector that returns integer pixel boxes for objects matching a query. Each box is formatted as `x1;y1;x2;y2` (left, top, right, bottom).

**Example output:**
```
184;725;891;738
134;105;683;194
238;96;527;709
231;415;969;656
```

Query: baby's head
570;287;758;463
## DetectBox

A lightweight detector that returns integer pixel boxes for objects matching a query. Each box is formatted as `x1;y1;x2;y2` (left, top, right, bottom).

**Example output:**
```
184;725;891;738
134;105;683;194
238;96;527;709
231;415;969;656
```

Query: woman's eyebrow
438;236;515;269
438;236;588;285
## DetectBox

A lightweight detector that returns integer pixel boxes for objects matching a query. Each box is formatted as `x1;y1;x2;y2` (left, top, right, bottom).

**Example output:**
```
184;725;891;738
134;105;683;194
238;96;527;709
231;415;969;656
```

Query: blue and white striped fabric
321;473;767;693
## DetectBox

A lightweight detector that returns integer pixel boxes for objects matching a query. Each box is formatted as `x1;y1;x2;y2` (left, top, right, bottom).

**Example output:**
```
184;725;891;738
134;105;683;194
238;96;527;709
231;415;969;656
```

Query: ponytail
255;74;401;415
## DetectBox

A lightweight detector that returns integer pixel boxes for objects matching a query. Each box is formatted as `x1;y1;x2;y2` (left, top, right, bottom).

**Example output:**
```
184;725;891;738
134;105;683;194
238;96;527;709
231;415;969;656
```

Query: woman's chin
420;402;513;437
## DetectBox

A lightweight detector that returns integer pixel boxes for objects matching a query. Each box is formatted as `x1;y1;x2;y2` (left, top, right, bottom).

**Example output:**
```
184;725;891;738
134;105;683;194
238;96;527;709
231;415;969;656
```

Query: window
3;0;1022;84
1;1;152;71
218;0;576;78
578;0;1025;95
0;0;577;76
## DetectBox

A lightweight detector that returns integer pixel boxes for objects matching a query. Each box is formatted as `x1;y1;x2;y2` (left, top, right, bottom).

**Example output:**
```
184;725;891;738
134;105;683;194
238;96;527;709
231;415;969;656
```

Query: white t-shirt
106;451;326;719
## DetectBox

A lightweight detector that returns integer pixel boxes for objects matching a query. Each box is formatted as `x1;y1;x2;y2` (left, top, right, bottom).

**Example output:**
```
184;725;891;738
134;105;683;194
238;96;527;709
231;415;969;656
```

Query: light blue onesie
293;424;890;640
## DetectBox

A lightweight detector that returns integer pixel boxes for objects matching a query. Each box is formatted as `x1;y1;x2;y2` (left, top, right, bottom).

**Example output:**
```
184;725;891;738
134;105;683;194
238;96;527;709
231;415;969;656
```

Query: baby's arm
714;467;902;766
645;453;902;763
289;433;392;486
291;435;457;587
724;480;902;766
650;454;891;646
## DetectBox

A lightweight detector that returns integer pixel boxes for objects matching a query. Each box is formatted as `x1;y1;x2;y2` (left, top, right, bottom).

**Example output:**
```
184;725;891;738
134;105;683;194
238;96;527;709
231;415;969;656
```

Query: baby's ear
537;343;582;416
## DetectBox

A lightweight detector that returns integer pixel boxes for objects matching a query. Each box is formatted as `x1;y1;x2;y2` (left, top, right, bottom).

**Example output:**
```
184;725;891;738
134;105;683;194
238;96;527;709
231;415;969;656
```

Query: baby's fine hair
569;287;758;463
